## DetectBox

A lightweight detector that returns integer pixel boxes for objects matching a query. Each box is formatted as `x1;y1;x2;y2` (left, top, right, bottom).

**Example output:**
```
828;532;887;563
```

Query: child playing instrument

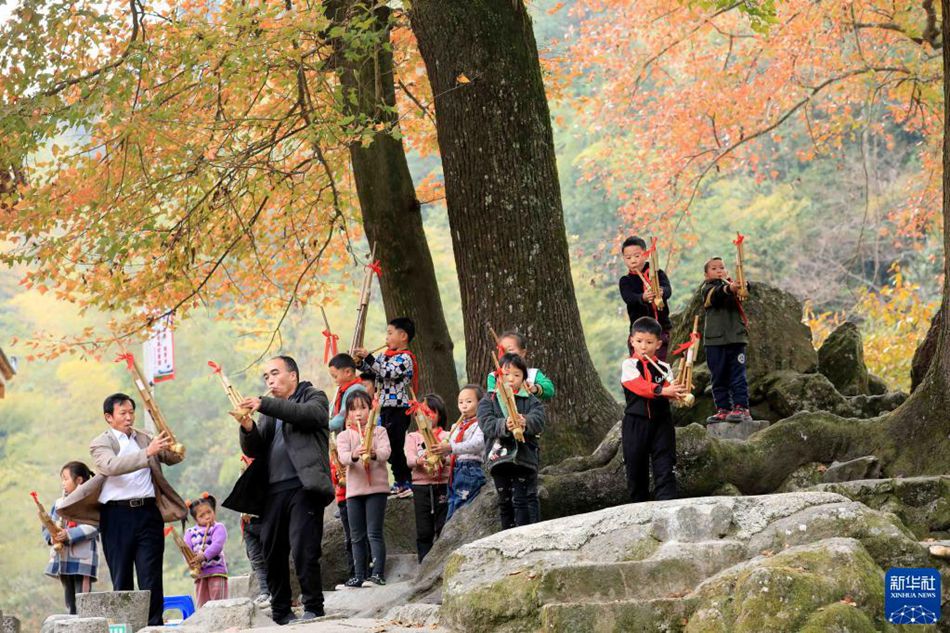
486;331;556;400
238;457;270;608
336;391;390;588
619;236;673;360
43;461;99;615
439;385;486;521
620;317;686;502
184;493;229;607
354;317;417;498
478;354;546;529
404;394;450;562
359;370;377;399
702;257;753;423
329;353;368;432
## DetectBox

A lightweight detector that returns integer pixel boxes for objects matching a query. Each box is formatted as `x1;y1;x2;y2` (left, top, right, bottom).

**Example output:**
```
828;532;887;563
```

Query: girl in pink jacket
404;394;450;563
336;391;390;588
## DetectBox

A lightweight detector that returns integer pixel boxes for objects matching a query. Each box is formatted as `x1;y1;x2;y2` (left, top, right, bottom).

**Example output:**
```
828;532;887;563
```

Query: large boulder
181;598;271;631
810;476;950;539
818;321;870;395
752;370;905;421
439;492;929;632
670;282;817;386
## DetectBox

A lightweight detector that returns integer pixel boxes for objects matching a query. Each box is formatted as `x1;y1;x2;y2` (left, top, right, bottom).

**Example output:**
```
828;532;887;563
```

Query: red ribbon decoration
366;260;382;278
115;353;135;370
496;343;506;360
322;329;340;363
163;526;174;537
733;232;745;246
405;399;438;421
208;360;222;374
673;332;701;356
642;236;658;258
29;491;39;502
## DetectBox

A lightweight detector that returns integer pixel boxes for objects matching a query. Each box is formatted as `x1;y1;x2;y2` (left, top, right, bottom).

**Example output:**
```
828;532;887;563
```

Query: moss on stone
622;536;660;562
798;603;879;633
442;567;543;633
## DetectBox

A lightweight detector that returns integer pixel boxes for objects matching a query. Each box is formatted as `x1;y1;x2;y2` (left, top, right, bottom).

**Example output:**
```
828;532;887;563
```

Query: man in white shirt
59;393;186;626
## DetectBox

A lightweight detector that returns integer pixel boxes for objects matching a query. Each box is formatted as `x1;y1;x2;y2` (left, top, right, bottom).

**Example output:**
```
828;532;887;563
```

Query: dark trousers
622;413;677;502
243;517;269;596
260;486;329;620
412;483;448;562
347;493;388;580
706;343;749;409
337;501;355;578
446;461;486;521
61;575;92;615
380;407;411;485
99;502;165;626
491;464;539;530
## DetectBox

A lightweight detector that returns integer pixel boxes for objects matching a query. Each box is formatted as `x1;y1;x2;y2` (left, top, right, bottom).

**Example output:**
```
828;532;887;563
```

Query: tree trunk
408;0;621;461
325;1;460;413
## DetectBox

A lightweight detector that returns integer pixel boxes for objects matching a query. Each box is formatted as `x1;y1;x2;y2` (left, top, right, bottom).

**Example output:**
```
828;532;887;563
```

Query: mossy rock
684;538;886;632
670;282;817;387
818;321;870;396
798;602;881;633
442;567;543;632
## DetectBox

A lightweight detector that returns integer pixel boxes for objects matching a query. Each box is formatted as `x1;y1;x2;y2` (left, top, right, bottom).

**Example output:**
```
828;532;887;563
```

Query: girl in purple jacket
185;493;229;606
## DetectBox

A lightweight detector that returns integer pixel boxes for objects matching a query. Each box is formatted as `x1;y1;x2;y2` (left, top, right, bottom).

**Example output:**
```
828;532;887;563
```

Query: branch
39;0;142;98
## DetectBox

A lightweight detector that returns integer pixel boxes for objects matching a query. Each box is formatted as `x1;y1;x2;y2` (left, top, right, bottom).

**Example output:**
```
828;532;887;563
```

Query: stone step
705;419;770;440
537;540;746;604
540;597;697;633
383;553;419;583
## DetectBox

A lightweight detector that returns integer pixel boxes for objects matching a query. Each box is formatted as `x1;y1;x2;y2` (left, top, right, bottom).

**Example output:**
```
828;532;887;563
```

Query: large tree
408;0;622;461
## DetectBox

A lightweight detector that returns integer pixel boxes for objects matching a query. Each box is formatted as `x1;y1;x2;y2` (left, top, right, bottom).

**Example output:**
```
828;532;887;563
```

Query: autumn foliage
551;0;942;250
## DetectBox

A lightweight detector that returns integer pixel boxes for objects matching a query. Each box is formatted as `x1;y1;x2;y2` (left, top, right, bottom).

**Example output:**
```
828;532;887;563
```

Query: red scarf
448;417;478;484
384;348;419;394
332;377;363;416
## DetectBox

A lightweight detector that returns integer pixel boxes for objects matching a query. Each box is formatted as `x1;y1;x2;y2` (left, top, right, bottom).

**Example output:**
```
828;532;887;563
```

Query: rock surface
0;614;20;633
821;456;881;483
182;598;272;631
810;476;950;539
440;492;930;632
41;615;75;633
818;321;870;395
76;591;149;633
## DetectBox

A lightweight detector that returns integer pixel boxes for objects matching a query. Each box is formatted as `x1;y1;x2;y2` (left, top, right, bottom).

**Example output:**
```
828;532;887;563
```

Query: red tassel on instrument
366;260;382;278
115;353;135;370
733;232;745;246
673;332;701;356
322;329;339;363
207;360;222;374
405;399;438;421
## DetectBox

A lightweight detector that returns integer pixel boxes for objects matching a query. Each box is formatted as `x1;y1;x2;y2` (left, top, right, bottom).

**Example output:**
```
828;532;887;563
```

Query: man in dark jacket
224;355;331;625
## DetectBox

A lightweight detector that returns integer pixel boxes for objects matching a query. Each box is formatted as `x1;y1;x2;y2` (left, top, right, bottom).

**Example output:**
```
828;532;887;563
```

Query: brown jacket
57;428;187;526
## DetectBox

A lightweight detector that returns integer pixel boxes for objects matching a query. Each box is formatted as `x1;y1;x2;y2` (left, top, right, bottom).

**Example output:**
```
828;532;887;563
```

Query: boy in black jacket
701;257;752;423
620;318;686;502
619;236;673;360
478;353;545;529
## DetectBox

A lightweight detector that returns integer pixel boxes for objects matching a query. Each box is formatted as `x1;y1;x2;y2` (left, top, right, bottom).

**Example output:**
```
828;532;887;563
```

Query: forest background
0;0;941;628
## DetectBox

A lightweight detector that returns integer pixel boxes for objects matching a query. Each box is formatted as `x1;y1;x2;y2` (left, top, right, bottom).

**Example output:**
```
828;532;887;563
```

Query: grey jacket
477;391;545;473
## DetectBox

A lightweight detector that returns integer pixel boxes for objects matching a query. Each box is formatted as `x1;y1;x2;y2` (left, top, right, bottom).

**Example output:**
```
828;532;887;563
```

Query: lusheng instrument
349;244;381;357
488;350;525;443
360;400;380;481
207;361;272;425
646;237;665;310
407;388;446;475
115;349;185;458
733;232;749;301
329;432;346;487
164;526;201;578
672;316;701;409
30;491;64;552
